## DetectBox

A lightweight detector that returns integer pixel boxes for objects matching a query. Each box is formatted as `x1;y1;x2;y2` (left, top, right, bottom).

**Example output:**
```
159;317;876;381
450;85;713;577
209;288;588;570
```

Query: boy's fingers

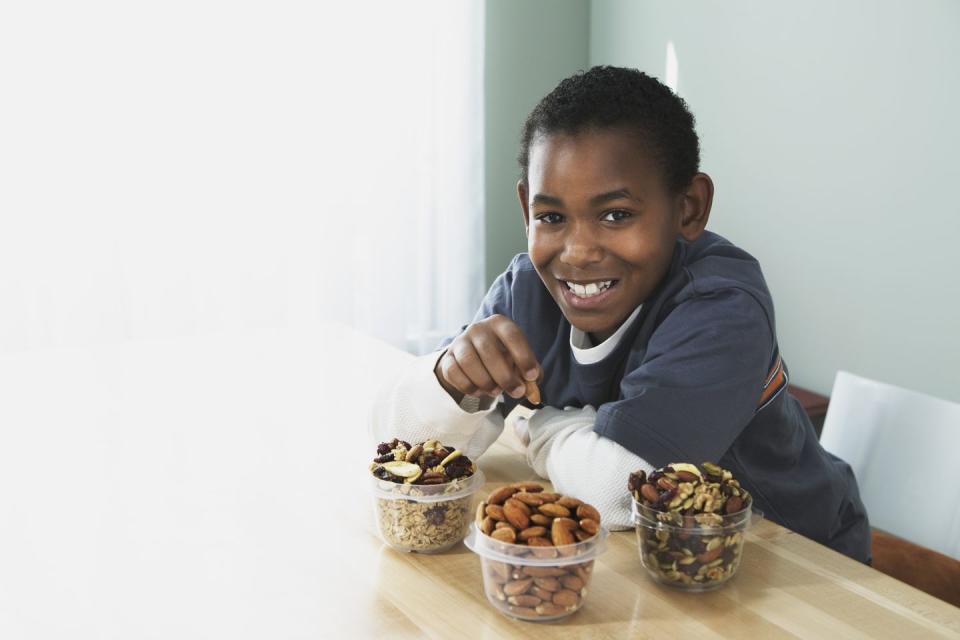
439;355;478;396
471;332;525;398
450;340;499;395
493;319;540;382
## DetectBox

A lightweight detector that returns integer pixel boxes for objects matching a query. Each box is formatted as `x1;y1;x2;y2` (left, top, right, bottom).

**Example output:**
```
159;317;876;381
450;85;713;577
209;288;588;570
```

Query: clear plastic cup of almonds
629;462;753;591
464;482;608;621
370;438;485;553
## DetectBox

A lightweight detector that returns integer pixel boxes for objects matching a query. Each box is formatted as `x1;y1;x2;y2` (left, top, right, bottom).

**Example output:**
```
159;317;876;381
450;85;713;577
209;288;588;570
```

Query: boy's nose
560;226;603;268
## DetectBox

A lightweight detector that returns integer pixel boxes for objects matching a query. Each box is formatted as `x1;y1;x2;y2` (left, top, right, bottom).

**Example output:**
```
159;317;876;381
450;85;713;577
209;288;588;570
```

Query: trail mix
475;481;601;619
370;438;476;484
629;462;752;589
371;438;479;553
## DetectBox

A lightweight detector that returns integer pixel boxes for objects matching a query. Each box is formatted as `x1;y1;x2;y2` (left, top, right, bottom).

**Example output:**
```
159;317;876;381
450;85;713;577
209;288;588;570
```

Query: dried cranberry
655;487;677;510
627;471;646;492
444;457;471;479
424;505;446;526
374;453;394;463
376;442;392;455
423;454;441;468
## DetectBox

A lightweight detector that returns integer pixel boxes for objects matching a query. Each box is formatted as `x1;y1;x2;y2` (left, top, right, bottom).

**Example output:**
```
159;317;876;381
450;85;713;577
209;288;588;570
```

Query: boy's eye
602;209;632;222
536;212;564;224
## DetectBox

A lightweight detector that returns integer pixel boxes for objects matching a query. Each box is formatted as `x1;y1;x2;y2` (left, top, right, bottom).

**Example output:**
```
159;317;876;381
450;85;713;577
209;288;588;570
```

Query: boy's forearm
525;405;654;530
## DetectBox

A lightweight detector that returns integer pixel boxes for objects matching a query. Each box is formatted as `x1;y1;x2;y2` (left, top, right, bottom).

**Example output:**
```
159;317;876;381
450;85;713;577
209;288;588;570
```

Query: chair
820;370;960;606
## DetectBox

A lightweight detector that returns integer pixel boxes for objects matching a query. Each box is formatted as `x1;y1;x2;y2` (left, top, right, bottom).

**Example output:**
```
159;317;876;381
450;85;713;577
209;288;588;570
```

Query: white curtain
0;1;485;356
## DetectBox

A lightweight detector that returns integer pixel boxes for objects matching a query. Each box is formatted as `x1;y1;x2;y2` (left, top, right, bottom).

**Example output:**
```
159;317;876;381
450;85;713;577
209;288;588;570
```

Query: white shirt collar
570;305;643;365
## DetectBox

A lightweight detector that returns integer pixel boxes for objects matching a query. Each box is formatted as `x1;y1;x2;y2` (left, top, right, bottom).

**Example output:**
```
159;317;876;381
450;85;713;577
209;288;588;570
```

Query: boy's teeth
565;280;612;298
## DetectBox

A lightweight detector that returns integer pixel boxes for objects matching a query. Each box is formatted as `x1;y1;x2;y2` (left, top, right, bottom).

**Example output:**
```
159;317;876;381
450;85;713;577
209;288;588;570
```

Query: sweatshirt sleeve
595;288;775;466
367;350;505;460
524;405;655;531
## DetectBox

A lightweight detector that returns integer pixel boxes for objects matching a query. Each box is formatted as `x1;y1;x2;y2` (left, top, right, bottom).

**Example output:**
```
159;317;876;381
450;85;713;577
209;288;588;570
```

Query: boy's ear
517;180;531;235
677;172;714;242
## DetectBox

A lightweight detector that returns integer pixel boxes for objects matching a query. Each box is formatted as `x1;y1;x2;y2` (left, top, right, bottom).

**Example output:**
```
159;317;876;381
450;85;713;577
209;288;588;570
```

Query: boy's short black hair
518;65;700;194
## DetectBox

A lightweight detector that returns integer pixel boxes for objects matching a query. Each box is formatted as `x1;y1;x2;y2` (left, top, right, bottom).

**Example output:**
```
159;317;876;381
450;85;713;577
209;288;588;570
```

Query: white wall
590;0;960;401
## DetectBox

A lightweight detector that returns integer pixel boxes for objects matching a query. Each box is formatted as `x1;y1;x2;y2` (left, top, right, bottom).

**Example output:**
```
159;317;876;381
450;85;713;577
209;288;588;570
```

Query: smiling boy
370;66;870;563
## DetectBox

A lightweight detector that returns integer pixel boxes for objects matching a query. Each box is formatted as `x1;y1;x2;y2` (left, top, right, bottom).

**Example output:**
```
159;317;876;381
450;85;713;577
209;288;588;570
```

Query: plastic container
371;469;485;553
464;522;608;621
633;499;752;591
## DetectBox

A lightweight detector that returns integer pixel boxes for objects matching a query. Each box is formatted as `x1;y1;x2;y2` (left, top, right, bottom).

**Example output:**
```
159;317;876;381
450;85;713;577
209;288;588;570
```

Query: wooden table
1;326;957;639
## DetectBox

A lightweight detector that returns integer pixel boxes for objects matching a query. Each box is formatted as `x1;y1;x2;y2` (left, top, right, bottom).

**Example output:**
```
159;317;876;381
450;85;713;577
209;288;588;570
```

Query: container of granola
629;462;753;591
464;482;608;621
370;438;484;553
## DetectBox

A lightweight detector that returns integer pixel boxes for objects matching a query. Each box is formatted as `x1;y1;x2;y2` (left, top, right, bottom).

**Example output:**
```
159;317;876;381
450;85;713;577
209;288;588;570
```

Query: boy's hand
435;314;541;404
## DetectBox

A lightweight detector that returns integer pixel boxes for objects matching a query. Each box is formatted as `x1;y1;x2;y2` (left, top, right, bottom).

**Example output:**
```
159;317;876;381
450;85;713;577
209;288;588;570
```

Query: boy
370;66;870;563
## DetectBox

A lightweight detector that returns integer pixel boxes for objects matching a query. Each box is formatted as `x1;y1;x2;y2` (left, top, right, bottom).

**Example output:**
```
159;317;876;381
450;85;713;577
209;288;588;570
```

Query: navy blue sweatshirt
461;231;870;563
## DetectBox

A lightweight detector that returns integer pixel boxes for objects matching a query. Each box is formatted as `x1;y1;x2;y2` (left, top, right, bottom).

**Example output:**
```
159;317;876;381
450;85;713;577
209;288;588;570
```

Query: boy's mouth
559;279;620;309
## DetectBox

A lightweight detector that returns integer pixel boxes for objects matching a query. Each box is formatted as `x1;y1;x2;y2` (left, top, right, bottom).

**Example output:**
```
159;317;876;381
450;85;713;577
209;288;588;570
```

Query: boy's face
519;128;701;343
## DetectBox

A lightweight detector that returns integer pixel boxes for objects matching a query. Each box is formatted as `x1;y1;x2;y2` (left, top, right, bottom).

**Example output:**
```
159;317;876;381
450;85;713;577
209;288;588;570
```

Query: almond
503;500;531;529
557;496;582;509
640;483;659;503
505;497;531;515
535;602;567;616
531;586;554;601
725;495;744;514
508;594;542;608
526;536;558;559
576;503;601;523
560;574;584;591
530;513;552;526
486;486;518;505
485;504;506;521
518;525;547;541
551;517;575;546
552;589;579;607
509;481;544;492
503;577;533;596
491;527;517;543
533;577;561;592
513;492;545;507
481;516;496;535
521;566;567;577
696;545;723;564
538;503;571;518
578;518;599;535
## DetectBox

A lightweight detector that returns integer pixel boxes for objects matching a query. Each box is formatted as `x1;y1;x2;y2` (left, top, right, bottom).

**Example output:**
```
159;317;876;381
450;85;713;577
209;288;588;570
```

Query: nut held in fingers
524;380;541;405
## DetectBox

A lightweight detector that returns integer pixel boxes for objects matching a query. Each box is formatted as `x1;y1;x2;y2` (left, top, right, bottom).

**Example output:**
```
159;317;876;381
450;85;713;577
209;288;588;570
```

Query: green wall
588;0;960;402
484;0;590;285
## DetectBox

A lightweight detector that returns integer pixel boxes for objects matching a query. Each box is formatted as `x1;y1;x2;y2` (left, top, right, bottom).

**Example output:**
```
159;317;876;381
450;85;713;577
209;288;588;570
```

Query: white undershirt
570;305;643;364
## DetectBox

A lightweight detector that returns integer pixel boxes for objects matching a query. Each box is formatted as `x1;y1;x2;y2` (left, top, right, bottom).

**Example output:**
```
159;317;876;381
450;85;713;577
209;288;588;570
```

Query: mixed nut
629;462;752;589
474;481;602;620
370;438;477;484
371;438;481;553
